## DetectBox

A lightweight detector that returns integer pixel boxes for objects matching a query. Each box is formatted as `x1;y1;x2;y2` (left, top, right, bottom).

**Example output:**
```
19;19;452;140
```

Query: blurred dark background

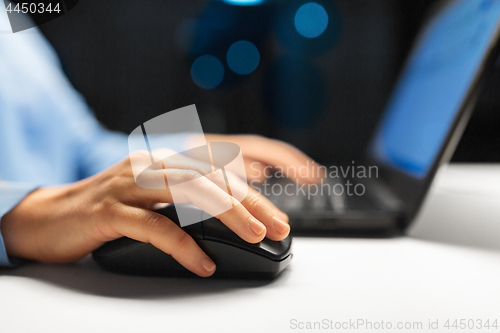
38;0;500;165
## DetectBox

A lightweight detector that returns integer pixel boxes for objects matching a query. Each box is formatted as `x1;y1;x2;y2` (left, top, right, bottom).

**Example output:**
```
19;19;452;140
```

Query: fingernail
249;217;266;236
272;216;290;234
201;257;216;273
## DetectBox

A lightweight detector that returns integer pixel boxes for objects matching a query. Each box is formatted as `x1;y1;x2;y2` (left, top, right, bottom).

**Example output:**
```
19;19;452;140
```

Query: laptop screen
370;0;500;179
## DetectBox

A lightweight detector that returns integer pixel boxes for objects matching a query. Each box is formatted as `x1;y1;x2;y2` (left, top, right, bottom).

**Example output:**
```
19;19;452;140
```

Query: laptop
261;0;500;234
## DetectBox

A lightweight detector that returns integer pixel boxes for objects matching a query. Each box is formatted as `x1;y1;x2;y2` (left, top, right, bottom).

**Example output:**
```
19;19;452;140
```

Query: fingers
177;172;269;244
204;134;324;184
215;197;269;244
223;171;290;241
135;169;266;244
110;204;216;277
123;152;289;243
170;168;289;242
250;140;324;184
244;158;268;182
240;187;290;241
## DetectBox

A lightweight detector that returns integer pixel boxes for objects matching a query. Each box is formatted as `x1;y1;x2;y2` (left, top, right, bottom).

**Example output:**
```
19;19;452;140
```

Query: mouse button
258;236;292;259
202;218;292;261
154;205;179;224
182;223;204;239
154;205;204;238
202;218;242;242
195;239;291;278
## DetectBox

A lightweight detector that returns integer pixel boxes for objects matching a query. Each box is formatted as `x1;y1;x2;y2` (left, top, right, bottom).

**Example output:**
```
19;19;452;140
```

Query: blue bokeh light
191;55;224;89
294;2;329;38
226;40;261;75
223;0;264;5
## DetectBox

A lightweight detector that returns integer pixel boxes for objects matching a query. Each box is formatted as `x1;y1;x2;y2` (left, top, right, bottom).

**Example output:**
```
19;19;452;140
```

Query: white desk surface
1;164;500;333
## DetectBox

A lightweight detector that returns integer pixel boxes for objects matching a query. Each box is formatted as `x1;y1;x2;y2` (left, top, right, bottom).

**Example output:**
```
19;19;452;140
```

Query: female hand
1;148;292;277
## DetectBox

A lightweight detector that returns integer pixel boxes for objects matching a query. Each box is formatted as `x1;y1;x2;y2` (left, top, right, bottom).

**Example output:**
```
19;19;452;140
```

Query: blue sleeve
0;10;192;266
74;126;192;179
0;182;38;266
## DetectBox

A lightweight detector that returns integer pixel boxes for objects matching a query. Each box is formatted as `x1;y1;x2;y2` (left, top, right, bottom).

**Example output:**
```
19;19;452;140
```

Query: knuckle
105;172;134;197
93;196;119;216
207;171;225;185
126;151;153;173
245;193;263;211
152;148;176;158
129;150;151;161
170;231;191;256
144;213;165;236
108;173;126;187
183;170;204;182
193;162;212;176
214;196;239;219
224;195;240;210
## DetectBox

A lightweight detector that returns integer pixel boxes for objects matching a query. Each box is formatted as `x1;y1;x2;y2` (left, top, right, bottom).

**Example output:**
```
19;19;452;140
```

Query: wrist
0;183;95;263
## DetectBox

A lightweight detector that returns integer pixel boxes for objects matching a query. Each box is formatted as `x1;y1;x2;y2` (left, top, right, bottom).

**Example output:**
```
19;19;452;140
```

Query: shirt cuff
0;181;39;267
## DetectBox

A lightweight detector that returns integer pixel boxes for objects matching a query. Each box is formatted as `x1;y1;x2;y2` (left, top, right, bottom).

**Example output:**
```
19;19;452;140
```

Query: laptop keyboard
258;177;347;213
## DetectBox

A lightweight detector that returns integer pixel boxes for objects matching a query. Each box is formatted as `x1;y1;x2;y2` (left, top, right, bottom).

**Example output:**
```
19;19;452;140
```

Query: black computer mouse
92;205;292;279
